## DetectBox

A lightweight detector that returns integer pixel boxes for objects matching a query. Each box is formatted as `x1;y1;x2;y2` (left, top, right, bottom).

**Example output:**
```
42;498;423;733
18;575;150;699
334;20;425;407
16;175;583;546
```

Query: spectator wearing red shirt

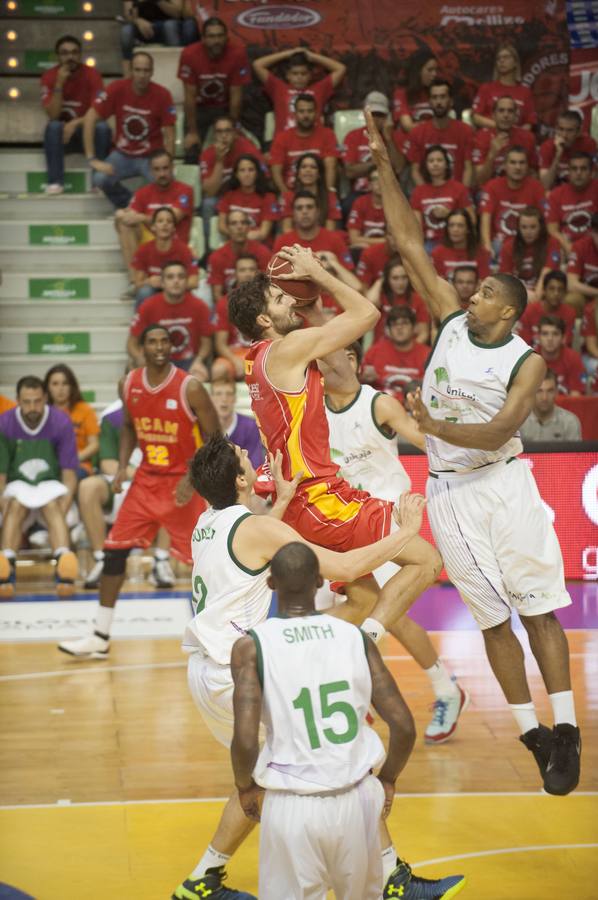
361;306;430;401
253;46;346;135
42;35;109;194
431;209;491;282
539;110;598;190
411;145;474;249
499;206;561;299
472;43;537;130
580;299;598;390
406;79;474;187
356;232;397;287
127;261;212;377
178;17;251;157
212;254;259;380
366;256;430;343
270;94;339;194
131;206;198;307
567;214;598;310
516;271;577;348
280;152;341;233
347;170;386;249
480;147;546;253
217;154;278;244
548;153;598;257
208;210;271;300
473;96;538;186
537;315;585;395
83;52;175;208
393;50;438;133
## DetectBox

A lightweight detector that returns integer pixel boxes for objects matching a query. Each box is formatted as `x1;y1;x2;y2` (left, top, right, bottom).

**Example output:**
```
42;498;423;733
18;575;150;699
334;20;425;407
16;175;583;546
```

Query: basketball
267;253;320;306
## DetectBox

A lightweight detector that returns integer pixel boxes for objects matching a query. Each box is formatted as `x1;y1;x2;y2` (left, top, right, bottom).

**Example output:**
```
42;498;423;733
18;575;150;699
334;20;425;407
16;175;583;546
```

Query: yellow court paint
1;795;597;899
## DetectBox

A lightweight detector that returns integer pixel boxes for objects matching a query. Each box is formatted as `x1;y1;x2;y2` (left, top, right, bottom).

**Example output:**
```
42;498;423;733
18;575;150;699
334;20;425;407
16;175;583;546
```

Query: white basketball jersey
422;311;534;473
251;614;385;794
183;505;272;665
325;385;411;502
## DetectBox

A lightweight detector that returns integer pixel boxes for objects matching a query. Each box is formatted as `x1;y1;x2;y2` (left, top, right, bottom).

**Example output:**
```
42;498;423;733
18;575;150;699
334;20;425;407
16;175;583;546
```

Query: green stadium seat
174;162;201;207
264;111;275;144
190;216;205;260
209;216;225;251
333;109;365;146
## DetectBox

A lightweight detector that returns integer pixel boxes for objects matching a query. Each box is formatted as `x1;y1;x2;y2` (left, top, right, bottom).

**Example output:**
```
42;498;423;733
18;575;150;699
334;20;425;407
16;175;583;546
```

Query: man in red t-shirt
539;110;598;190
516;271;577;348
253;46;345;135
406;79;474;187
567;213;598;310
361;306;430;401
270;94;339;194
473;95;538;185
548;153;598;257
41;34;109;194
580;300;598;390
480;147;546;251
208;210;271;300
178;16;251;158
347;170;386;248
212;254;258;380
537;315;585;395
127;261;212;378
356;233;397;287
83;51;176;208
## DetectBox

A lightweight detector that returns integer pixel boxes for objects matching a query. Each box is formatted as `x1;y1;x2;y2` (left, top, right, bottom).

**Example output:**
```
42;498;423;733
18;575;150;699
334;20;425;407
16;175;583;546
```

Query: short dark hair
16;375;45;396
149;148;172;164
55;34;81;53
539;315;565;335
453;264;478;280
346;341;363;365
43;363;83;410
228;273;271;341
429;77;453;96
161;259;187;273
189;435;242;509
387;305;416;326
542;270;567;290
287;51;311;69
214;114;235;130
492;94;516;111
542;368;558;385
151;205;177;225
202;16;227;35
131;50;153;67
569;151;593;166
292;189;317;208
559;110;583;128
270;542;320;593
235;253;259;268
506;145;528;161
294;92;317;109
139;323;171;345
492;273;528;320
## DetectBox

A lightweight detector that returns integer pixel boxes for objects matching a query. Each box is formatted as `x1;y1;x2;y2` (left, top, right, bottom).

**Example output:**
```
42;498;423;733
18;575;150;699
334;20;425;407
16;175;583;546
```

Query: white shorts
4;479;66;510
187;651;235;748
259;774;384;900
426;457;572;629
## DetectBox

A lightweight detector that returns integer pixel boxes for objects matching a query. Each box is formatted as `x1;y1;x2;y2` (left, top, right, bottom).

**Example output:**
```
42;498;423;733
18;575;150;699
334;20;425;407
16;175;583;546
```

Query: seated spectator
217;154;278;243
516;271;576;347
280;152;341;232
127;261;212;376
41;35;109;195
131;207;198;308
120;1;187;75
406;79;474;187
0;376;79;597
480;147;546;254
453;265;478;309
548;152;598;258
392;50;438;133
178;16;251;157
253;47;346;135
473;96;538;185
270;94;339;194
83;52;175;209
539;110;598;190
212;254;258;380
520;369;582;442
580;299;598;390
567;213;598;311
43;364;99;477
431;209;491;281
410;145;474;249
472;43;537;130
356;231;398;287
0;395;15;415
208;210;271;300
341;92;402;214
361;307;430;402
366;256;430;343
114;149;194;282
537;316;585;395
347;169;386;249
209;378;264;468
499;207;561;300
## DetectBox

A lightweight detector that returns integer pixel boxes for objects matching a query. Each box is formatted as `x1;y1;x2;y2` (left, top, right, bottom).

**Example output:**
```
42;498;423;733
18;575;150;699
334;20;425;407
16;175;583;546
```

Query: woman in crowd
366;256;430;343
279;152;342;231
472;43;536;130
410;145;475;250
431;208;491;282
392;49;438;133
498;206;562;299
217;154;279;243
130;206;198;309
44;364;99;478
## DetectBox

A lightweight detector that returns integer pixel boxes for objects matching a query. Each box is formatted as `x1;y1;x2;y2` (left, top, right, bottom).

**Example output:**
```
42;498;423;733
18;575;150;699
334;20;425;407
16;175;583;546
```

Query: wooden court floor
1;629;597;899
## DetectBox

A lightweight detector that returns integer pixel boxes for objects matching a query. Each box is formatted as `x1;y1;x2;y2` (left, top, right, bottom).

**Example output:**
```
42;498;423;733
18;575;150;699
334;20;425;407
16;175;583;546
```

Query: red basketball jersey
124;365;201;476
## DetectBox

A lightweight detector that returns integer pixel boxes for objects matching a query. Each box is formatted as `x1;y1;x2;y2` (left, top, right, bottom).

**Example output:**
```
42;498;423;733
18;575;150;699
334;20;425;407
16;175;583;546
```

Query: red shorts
104;470;205;564
283;477;394;553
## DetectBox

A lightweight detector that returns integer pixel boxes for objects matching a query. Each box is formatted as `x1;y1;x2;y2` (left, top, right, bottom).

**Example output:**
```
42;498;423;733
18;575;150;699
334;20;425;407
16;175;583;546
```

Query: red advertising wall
569;47;598;133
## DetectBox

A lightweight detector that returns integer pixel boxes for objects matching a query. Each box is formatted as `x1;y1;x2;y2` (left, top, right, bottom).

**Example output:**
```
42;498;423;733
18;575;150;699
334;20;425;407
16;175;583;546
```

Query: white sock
362;617;386;643
381;844;397;884
510;702;539;735
3;549;16;560
95;605;114;639
424;660;459;699
154;548;169;561
54;546;70;558
191;845;231;879
549;690;577;727
93;550;105;561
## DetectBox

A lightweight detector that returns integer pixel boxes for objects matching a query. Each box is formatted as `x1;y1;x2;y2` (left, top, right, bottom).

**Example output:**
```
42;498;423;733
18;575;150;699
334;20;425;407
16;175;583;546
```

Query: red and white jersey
480;176;546;240
177;41;250;107
405;119;474;182
392;86;432;125
130;180;194;243
498;235;561;288
93;79;176;157
264;73;334;133
217;189;279;228
341;126;372;192
40;63;103;120
568;234;598;287
548;181;598;242
348;194;386;237
270;125;339;188
410;180;472;243
431;244;492;281
472;81;537;128
538;135;597;184
472;127;538;179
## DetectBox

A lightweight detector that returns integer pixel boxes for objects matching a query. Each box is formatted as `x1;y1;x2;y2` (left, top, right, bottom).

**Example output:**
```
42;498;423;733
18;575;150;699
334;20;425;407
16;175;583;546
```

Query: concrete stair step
0;193;114;219
0;326;128;356
0;219;117;246
0;151;87;170
0;354;128;385
0;272;128;300
0;21;121;75
0;245;125;271
0;167;90;193
0;299;132;327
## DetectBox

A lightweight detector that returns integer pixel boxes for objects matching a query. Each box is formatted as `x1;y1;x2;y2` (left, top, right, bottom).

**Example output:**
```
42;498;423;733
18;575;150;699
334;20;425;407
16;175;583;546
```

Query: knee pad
102;548;130;576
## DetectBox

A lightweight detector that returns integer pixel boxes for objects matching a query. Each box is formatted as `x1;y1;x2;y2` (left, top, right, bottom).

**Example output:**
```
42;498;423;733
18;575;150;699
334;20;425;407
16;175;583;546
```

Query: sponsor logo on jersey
166;399;178;410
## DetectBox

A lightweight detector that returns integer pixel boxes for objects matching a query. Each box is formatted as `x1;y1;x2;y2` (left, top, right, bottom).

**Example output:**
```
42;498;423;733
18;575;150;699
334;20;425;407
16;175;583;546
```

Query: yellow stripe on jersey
284;392;315;480
192;423;203;449
304;480;364;524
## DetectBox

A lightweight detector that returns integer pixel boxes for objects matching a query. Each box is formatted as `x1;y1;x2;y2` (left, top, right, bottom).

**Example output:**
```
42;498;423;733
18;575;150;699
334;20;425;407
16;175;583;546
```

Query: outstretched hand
364;107;392;167
269;450;303;506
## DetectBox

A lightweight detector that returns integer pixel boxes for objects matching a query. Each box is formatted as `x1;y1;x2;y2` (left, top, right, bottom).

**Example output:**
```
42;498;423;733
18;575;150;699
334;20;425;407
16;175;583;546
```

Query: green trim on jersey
325;386;362;414
248;629;264;690
371;392;396;441
467;330;514;349
506;348;535;392
227;512;270;576
424;309;465;372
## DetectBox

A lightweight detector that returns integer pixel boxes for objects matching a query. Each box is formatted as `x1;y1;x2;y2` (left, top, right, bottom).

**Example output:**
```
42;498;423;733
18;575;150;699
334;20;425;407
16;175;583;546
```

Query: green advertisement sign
28;332;91;354
29;224;89;246
23;50;55;72
26;172;86;194
81;390;96;402
17;0;80;15
29;278;90;300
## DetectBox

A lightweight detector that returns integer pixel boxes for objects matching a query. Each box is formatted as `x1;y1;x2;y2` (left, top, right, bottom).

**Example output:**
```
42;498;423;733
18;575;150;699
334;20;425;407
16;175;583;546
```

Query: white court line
414;843;598;868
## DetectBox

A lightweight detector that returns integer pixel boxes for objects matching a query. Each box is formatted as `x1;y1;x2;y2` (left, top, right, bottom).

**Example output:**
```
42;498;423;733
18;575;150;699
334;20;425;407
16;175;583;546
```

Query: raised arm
373;392;426;451
364;109;460;323
252;48;294;84
304;49;346;87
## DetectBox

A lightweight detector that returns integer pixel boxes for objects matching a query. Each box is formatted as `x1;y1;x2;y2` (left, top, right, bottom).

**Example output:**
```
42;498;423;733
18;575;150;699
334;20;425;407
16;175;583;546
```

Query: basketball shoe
519;723;553;779
55;550;78;597
58;632;109;659
544;724;581;795
172;866;256;899
384;858;466;898
424;684;470;744
149;557;176;588
0;552;16;598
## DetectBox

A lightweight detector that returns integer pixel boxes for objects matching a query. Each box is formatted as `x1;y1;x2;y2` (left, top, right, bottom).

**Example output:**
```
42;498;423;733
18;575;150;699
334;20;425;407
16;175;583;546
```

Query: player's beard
271;309;303;336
